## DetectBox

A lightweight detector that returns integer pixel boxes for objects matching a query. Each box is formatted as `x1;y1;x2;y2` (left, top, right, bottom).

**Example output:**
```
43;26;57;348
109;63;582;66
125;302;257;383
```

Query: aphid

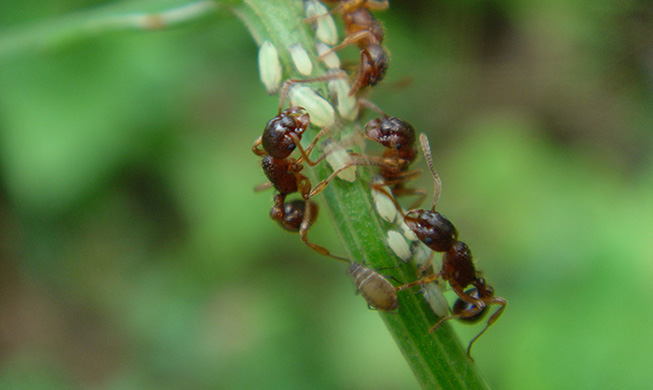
304;0;338;45
323;139;357;182
348;262;398;312
289;43;314;76
287;84;336;128
258;40;283;94
379;134;507;358
310;0;390;95
371;178;398;223
386;229;411;262
328;75;359;121
253;108;351;261
316;42;341;70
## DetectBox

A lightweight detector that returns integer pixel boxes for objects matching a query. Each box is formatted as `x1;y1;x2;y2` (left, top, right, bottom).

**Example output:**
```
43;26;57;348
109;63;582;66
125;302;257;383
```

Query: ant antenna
419;133;441;210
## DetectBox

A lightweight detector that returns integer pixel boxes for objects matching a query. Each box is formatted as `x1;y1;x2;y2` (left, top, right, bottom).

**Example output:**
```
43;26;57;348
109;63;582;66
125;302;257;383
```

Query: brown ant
310;0;390;95
377;133;507;358
252;106;350;262
359;102;426;207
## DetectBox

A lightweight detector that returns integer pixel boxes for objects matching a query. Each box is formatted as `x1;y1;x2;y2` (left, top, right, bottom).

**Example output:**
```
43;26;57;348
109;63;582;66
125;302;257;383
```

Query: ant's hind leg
299;200;349;263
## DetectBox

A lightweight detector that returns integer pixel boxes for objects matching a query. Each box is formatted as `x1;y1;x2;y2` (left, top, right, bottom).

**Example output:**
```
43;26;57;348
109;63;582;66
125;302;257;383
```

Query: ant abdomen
274;199;318;232
452;288;488;324
349;262;398;312
261;107;310;158
404;210;458;252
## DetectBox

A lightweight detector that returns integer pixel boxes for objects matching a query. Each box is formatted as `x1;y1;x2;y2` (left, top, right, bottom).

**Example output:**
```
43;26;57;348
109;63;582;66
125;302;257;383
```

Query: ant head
365;116;415;150
452;288;489;324
404;209;458;252
262;107;310;158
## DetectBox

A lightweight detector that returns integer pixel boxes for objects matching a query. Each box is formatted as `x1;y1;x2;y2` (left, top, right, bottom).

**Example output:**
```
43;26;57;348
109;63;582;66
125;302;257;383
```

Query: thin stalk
238;0;490;389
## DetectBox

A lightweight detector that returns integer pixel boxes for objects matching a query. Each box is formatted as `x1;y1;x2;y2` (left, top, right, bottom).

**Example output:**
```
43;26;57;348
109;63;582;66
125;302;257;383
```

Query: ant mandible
310;0;390;96
378;133;507;358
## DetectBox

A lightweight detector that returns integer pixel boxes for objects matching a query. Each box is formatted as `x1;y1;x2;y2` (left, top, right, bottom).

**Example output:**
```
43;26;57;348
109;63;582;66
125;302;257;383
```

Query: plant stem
238;0;490;389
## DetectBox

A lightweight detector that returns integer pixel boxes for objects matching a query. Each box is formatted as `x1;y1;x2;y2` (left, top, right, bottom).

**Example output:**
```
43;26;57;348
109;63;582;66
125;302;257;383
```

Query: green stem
239;0;489;389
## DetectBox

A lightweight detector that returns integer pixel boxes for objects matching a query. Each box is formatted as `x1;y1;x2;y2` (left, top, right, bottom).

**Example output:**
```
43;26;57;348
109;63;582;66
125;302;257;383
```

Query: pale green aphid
371;179;399;223
288;85;335;127
288;43;313;76
323;139;357;182
304;0;338;45
257;40;282;94
328;76;359;121
316;42;341;70
387;229;412;262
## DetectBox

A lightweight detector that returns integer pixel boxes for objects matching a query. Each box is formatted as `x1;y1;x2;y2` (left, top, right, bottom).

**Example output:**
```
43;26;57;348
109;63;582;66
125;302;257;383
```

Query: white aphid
398;217;418;242
289;43;313;76
323;139;357;182
258;40;282;94
387;230;412;262
422;282;450;318
328;76;359;121
371;179;398;223
288;85;335;128
316;42;341;70
304;0;338;45
410;243;449;317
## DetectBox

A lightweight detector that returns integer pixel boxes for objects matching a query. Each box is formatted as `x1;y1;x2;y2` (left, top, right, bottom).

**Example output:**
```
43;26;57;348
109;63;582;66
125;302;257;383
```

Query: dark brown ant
253;107;350;262
349;262;398;312
311;0;390;95
378;133;507;358
359;102;426;206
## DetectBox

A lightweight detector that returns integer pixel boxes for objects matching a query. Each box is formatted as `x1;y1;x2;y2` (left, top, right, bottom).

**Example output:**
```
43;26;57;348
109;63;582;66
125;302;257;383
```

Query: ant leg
308;155;391;198
290;127;333;167
357;98;388;117
395;273;440;292
428;313;461;335
465;297;507;357
278;73;348;113
299;199;349;263
349;48;382;95
254;181;273;192
366;0;390;11
317;30;380;59
252;136;266;156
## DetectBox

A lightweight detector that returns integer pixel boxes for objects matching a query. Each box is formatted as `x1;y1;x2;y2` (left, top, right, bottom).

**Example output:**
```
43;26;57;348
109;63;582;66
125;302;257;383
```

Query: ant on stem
377;133;507;358
253;77;362;262
359;101;426;207
308;0;390;95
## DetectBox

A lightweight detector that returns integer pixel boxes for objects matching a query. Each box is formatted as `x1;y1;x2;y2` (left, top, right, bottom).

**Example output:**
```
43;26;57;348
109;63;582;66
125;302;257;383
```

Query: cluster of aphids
252;0;505;358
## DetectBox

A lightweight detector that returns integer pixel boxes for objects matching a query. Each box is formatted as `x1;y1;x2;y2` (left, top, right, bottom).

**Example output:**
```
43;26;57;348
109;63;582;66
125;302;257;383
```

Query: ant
252;106;350;262
377;133;507;358
360;102;426;207
309;0;390;95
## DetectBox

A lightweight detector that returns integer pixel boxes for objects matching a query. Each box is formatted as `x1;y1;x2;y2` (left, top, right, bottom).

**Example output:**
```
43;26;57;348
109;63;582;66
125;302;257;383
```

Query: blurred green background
0;0;651;389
